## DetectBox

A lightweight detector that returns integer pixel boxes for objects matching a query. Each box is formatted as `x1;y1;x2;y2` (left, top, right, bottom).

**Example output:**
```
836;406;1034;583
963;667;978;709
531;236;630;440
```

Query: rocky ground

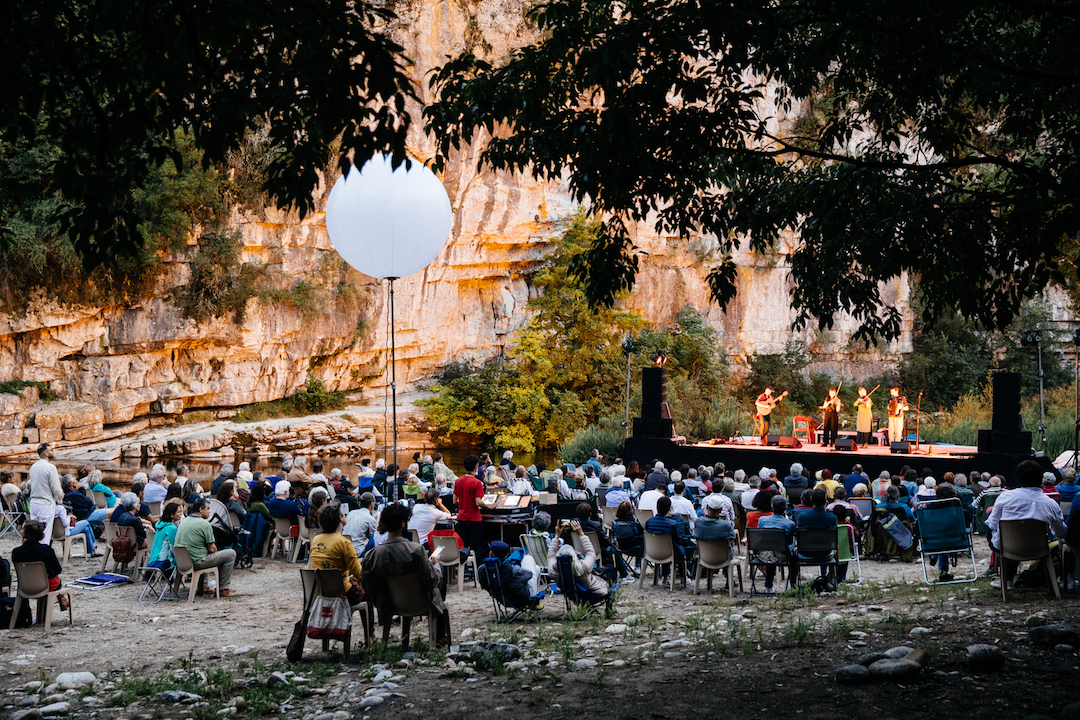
1;535;1078;720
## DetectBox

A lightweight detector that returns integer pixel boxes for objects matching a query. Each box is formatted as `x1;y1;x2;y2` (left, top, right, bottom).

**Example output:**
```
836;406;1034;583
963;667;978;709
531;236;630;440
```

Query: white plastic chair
694;538;740;596
172;545;219;603
432;535;477;592
9;561;73;631
639;530;683;591
50;516;87;566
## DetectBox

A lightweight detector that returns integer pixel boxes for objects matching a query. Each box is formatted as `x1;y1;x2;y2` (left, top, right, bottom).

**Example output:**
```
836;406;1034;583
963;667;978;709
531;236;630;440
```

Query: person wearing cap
266;480;302;525
695;494;737;561
478;540;542;610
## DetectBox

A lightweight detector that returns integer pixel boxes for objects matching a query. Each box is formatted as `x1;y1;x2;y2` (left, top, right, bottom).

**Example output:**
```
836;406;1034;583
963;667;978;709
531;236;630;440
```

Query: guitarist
755;387;788;440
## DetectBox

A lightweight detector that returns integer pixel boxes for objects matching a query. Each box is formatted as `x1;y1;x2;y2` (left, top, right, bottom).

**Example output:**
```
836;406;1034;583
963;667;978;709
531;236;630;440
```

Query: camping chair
794;527;839;587
138;559;180;603
555;553;615;615
792;416;815;444
973;493;1001;536
530;476;546;492
433;535;477;593
634;507;654;528
837;524;862;585
50;516;87;566
481;556;545;623
270;518;294;560
915;498;977;584
9;561;73;631
380;571;446;650
998;519;1061;601
0;494;25;539
745;527;793;595
850;498;875;534
293;521;313;564
172;545;219;603
693;538;740;596
639;530;684;591
314;568;373;659
92;490;108;509
520;534;552;588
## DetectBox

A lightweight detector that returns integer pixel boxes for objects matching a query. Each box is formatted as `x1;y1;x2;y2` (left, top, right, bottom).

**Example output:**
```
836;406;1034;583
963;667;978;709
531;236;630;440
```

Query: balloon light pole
324;155;452;499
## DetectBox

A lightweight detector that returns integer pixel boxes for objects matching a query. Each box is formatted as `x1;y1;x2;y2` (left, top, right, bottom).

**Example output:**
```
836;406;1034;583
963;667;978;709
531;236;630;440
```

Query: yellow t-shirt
309;532;363;591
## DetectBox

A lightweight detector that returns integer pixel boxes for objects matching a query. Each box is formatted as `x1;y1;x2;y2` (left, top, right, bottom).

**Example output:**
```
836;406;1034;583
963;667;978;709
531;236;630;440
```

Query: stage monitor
890;441;911;454
835;438;857;451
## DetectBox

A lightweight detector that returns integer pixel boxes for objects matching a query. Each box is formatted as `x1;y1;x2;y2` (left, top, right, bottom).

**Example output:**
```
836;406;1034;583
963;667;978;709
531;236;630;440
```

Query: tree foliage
1;0;413;272
426;0;1080;341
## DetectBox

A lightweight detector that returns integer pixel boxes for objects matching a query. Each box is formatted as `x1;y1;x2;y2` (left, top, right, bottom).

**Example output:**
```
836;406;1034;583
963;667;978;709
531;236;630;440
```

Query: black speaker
890;441;911;454
991;431;1035;455
993;375;1019;418
977;429;992;453
835;438;857;451
633;417;673;439
641;366;667;419
766;434;781;446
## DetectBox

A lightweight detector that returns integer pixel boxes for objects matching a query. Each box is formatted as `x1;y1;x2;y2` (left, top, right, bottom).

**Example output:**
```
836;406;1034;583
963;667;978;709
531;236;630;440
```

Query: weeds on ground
782;616;817;646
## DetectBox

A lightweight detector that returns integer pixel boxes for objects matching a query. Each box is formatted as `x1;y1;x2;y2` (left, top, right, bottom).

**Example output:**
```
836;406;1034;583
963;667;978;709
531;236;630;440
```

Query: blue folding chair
554;554;618;616
480;557;546;623
915;497;977;584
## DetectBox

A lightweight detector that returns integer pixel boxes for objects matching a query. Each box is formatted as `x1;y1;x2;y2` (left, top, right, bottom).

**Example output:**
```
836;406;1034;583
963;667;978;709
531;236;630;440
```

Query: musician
887;387;908;444
855;387;873;445
755;387;787;440
820;387;842;447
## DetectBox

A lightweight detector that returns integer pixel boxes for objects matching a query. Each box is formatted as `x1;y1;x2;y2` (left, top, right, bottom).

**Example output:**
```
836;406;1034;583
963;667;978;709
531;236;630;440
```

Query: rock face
0;0;913;433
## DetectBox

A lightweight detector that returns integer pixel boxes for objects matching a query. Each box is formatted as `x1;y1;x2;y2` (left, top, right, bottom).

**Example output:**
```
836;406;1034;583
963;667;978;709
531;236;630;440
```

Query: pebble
659;639;693;649
373;671;393;684
268;672;290;687
571;659;598;670
37;702;71;716
966;644;1006;672
857;652;888;667
835;665;870;684
18;697;39;707
868;659;922;681
359;696;385;709
54;673;95;690
883;646;915;659
12;711;43;720
232;646;254;656
824;614;843;623
663;652;681;659
605;624;627;634
42;695;67;704
470;642;522;662
217;709;237;717
1029;625;1080;648
153;691;203;703
1057;644;1077;654
909;627;932;636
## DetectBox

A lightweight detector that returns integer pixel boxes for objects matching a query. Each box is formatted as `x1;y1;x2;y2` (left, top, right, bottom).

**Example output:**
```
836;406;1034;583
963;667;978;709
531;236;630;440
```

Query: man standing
28;443;62;544
175;498;238;597
453;455;493;563
887;388;908;444
820;388;841;447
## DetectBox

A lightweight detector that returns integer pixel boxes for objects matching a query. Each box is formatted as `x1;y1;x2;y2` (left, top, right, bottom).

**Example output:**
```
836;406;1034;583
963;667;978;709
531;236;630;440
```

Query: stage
621;435;1047;481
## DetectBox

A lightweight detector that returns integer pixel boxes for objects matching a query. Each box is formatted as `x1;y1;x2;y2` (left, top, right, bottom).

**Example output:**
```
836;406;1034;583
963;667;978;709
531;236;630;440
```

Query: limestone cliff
0;0;913;440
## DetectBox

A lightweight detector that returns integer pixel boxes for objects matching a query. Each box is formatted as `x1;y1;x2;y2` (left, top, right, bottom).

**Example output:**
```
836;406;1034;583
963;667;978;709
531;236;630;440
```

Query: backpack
111;533;136;563
420;463;436;482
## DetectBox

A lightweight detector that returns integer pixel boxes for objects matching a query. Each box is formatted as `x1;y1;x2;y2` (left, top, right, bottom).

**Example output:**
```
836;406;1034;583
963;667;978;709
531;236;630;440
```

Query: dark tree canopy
425;0;1080;341
1;0;414;271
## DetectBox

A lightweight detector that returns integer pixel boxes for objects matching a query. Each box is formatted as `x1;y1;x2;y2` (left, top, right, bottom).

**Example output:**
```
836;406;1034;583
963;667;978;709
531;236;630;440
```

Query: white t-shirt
669;495;697;530
407;503;452;545
638;490;664;513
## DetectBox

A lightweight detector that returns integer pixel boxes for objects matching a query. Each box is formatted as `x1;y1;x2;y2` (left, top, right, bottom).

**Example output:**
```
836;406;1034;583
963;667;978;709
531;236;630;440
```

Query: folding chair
998;519;1061;601
837;524;862;585
638;530;684;591
694;538;740;596
314;568;373;658
9;561;73;631
433;535;476;592
138;562;180;603
792;416;815;444
556;553;615;615
915;498;977;584
172;545;219;603
520;534;552;587
50;516;87;566
481;556;545;623
745;527;792;595
0;494;25;539
794;527;839;587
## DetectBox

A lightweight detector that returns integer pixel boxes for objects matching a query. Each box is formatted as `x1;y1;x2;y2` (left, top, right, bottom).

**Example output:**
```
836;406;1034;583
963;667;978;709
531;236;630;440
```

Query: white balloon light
323;154;452;496
325;154;452;280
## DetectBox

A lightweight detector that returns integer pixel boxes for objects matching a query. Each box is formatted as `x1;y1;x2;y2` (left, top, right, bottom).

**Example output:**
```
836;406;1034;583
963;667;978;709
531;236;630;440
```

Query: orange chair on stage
792;416;815;445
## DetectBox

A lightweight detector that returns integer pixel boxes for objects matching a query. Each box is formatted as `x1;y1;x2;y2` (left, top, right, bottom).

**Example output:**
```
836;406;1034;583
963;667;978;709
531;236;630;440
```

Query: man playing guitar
755;387;788;440
887;387;909;444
